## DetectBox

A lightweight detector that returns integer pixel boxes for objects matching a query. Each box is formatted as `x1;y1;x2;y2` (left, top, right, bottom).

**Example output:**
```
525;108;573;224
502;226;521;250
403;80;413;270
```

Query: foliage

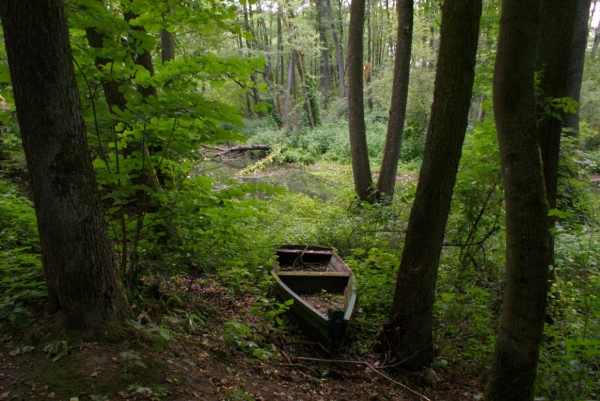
0;179;45;328
44;340;70;362
247;119;424;166
222;319;277;360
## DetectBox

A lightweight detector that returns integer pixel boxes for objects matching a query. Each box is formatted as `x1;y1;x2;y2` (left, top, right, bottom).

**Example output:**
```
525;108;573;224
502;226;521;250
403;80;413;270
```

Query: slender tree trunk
160;5;175;64
295;51;316;129
485;0;551;399
0;0;132;329
242;2;264;118
366;0;374;110
284;53;296;118
318;0;330;109
592;17;600;58
326;0;346;97
160;30;175;63
377;0;414;198
477;94;487;122
536;0;579;267
379;0;482;370
277;5;284;86
347;0;373;201
261;17;273;83
564;0;592;136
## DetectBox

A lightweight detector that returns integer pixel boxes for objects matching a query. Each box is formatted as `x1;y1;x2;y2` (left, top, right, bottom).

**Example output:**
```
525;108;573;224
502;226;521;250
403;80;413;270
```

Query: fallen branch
295;356;432;401
214;144;270;157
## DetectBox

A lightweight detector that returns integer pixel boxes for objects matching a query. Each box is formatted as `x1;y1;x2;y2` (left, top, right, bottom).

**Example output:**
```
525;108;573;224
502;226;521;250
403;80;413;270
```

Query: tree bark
326;0;346;97
564;0;592;136
347;0;373;201
318;0;330;109
295;50;316;129
160;29;175;63
242;2;264;118
377;0;414;198
485;0;551;399
0;0;132;330
536;0;579;268
592;17;600;58
276;5;284;86
379;0;481;370
284;53;296;118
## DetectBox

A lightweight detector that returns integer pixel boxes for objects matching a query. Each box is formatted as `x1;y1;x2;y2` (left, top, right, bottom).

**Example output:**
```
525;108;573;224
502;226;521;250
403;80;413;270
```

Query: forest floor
0;276;485;401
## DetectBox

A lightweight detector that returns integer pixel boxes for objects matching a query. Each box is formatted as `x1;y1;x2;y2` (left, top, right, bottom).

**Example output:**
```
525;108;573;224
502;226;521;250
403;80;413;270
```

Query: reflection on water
191;157;340;200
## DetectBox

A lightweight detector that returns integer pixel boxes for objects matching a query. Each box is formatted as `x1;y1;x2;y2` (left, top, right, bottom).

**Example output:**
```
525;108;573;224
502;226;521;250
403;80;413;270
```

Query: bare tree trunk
477;94;487;122
564;0;592;136
295;51;315;129
485;0;550;398
261;17;273;83
379;0;481;370
536;0;580;267
366;0;374;110
592;17;600;58
276;5;284;86
284;53;296;118
377;0;414;198
242;2;264;118
0;0;132;330
160;5;175;64
328;0;346;97
347;0;373;201
318;0;330;109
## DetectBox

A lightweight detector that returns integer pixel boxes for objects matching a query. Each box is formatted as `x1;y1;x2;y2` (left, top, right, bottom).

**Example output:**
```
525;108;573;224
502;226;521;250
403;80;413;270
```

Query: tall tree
0;0;132;330
160;5;176;64
536;0;579;266
379;0;482;369
326;0;346;97
376;0;414;198
318;0;331;108
485;0;551;399
347;0;373;201
564;0;592;136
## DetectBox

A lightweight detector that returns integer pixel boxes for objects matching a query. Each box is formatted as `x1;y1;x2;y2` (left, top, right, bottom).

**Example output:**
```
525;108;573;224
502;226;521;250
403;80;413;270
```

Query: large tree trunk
379;0;481;370
0;0;132;330
376;0;414;198
347;0;373;201
485;0;551;399
564;0;592;136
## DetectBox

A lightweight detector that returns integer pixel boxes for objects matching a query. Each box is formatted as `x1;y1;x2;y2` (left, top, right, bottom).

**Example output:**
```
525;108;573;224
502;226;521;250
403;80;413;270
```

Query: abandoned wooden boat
271;245;357;347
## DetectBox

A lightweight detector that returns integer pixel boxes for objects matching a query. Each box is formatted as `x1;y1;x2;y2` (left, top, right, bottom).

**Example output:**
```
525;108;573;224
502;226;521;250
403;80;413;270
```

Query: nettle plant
64;0;267;279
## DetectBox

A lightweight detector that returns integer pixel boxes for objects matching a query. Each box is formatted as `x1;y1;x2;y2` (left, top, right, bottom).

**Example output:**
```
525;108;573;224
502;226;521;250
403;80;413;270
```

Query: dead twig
295;356;432;401
286;341;331;354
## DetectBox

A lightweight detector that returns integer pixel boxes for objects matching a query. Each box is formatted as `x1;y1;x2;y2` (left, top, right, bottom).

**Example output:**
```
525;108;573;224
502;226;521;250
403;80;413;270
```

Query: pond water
191;157;345;200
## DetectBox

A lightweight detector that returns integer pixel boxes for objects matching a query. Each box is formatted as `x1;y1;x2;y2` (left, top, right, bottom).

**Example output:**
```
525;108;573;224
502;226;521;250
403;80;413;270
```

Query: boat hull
271;245;357;348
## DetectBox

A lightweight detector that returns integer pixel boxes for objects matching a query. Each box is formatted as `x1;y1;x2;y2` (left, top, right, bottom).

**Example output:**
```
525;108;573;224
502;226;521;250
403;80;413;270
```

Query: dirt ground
0;277;484;401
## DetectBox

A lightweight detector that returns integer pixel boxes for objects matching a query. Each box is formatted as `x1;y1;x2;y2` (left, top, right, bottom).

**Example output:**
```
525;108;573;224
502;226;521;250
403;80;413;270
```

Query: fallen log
214;144;270;157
